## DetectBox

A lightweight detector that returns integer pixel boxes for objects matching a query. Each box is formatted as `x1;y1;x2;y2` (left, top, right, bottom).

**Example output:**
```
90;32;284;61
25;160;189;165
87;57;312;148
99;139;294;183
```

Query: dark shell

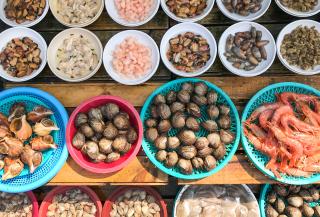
207;105;219;119
171;112;186;129
207;91;218;104
186;117;200;132
103;122;119;140
178;130;196;146
113;113;130;130
157;104;171;120
217;115;231;129
178;159;193;174
154;136;167;150
181;82;194;93
153;94;166;105
170;102;185;113
72;131;86;149
145;118;158;128
158;119;172;133
204;155;216;171
8;102;25;122
88;108;103;121
89;118;105;133
179;145;197;159
186;103;201;118
194;82;208;96
191;94;207;106
100;103;120;120
166;91;177;104
145;128;158;142
150;106;159;119
126;128;138;144
80;123;95;138
213;145;226;160
201;120;218;132
75;113;88;128
165;151;178;167
177;90;191;104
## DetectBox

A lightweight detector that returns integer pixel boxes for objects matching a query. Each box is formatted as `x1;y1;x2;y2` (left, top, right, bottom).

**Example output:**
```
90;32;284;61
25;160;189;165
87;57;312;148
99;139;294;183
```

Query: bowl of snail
0;87;68;193
67;95;143;174
140;78;240;179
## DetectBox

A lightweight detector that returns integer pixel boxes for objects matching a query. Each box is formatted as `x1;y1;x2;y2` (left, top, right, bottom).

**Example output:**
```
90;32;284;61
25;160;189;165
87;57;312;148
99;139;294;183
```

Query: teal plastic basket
260;184;320;217
140;78;240;180
242;82;320;185
0;87;68;193
259;184;271;217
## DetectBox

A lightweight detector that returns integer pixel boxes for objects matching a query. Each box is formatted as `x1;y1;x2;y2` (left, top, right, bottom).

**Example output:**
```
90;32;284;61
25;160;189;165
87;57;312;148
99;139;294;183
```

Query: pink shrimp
244;122;267;139
297;101;320;127
303;164;320;172
266;158;281;178
305;153;320;164
267;123;303;167
243;127;264;151
277;92;318;105
271;105;294;124
314;100;320;114
259;109;273;130
284;168;312;177
280;114;320;134
246;102;282;123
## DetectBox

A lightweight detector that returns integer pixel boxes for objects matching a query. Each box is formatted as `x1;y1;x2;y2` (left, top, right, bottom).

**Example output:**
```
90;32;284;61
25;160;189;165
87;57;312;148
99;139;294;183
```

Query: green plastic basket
140;78;240;180
242;82;320;185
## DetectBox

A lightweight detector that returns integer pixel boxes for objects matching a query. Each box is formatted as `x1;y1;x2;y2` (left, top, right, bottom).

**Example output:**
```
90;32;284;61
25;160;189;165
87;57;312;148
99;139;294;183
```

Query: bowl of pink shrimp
103;30;160;85
242;82;320;184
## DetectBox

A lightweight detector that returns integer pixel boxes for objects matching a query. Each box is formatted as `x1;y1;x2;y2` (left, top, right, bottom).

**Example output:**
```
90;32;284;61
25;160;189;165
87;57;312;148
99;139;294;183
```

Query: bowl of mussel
140;78;240;179
0;87;68;193
66;95;143;174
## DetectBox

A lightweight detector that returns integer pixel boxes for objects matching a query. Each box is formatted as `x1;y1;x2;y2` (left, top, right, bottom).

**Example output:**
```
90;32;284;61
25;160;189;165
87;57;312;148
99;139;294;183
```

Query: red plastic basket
102;186;168;217
66;95;143;174
39;186;102;217
27;191;39;217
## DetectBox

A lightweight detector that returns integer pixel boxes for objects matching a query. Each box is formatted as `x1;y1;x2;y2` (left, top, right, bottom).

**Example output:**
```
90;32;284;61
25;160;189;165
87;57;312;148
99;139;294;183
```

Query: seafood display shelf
1;2;320;187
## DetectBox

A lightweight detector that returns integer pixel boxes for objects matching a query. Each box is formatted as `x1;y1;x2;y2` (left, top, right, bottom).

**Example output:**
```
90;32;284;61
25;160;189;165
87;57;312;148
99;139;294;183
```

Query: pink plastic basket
27;191;39;217
102;186;168;217
39;186;102;217
66;95;143;174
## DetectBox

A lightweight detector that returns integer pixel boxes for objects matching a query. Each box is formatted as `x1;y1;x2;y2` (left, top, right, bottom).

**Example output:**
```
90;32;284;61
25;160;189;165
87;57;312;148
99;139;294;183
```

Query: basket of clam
39;186;102;217
140;78;240;179
66;95;143;173
102;186;167;217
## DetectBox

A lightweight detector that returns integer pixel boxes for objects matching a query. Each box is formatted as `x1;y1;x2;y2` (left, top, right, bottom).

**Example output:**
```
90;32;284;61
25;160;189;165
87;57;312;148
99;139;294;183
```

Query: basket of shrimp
242;82;320;184
140;78;240;180
0;87;68;193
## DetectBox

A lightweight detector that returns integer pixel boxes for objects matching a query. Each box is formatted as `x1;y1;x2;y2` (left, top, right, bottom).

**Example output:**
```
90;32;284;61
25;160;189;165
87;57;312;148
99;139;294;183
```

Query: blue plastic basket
0;87;68;193
140;78;240;180
242;82;320;185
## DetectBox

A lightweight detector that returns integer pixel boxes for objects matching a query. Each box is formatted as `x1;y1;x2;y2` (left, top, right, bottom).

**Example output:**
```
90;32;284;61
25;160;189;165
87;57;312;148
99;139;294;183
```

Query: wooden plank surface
1;2;320;186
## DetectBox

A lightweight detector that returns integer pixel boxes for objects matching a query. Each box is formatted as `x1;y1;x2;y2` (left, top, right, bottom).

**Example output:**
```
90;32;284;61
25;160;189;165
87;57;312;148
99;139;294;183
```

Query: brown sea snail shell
165;151;178;167
126;127;138;144
33;118;59;136
98;138;113;154
167;136;180;149
207;91;218;104
178;159;193;174
156;150;167;162
179;145;197;159
72;131;86;149
112;136;128;152
10;115;32;140
20;145;42;173
181;82;194;93
194;82;208;96
31;135;57;151
185;117;200;132
113;113;130;130
81;141;100;160
0;136;23;157
2;157;23;181
106;152;121;163
80;123;95;138
171;112;186;129
100;103;120;120
157;103;171;120
192;157;204;169
153;94;166;105
204;155;216;171
8;102;25;122
74;113;88;128
27;105;53;123
89;118;105;133
166;91;177;104
88;108;103;121
178;130;196;146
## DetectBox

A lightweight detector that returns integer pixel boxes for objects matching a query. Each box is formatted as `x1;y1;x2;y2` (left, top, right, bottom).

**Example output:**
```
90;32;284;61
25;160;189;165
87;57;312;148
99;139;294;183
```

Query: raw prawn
297;101;320;127
246;102;282;123
280;113;320;134
259;109;273;130
271;105;294;124
277;92;318;105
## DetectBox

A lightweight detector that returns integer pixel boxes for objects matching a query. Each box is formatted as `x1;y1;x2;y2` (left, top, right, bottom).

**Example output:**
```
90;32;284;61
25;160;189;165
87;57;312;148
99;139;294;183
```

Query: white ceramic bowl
0;27;47;82
103;30;160;85
277;20;320;75
218;22;276;77
275;0;320;17
106;0;160;27
161;0;215;23
47;28;103;82
0;0;49;27
216;0;271;21
160;22;217;77
49;0;104;28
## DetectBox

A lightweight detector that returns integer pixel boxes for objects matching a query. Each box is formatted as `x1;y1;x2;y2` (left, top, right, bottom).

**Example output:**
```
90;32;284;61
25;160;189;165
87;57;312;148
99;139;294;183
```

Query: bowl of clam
102;186;167;217
140;78;240;179
66;95;143;174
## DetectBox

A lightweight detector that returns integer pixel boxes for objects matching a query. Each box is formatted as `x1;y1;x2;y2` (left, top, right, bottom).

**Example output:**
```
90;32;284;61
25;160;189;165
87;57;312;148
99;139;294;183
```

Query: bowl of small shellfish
66;95;143;174
218;21;276;77
160;22;217;77
102;186;167;217
39;186;102;217
275;0;320;17
216;0;271;21
0;87;68;193
161;0;215;23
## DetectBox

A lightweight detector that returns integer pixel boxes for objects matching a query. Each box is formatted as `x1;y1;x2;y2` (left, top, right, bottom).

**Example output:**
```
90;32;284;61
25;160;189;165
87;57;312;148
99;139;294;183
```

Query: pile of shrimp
114;0;154;22
112;36;152;79
243;92;320;178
